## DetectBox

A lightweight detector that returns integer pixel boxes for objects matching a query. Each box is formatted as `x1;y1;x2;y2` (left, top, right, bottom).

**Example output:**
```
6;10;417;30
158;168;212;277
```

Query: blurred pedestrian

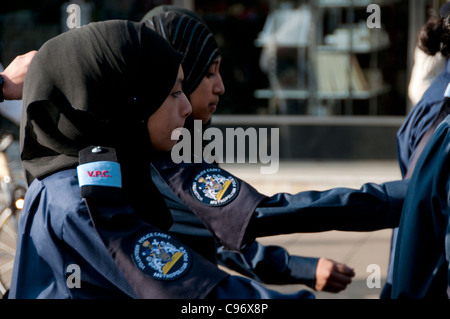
382;3;450;298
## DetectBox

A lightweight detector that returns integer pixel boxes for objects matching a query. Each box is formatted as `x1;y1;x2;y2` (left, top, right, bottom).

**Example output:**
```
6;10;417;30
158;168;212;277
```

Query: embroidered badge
133;232;191;281
190;168;239;206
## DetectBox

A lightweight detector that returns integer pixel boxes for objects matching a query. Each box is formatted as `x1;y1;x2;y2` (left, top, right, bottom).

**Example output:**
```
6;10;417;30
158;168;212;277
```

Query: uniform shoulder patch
133;232;191;281
190;167;239;206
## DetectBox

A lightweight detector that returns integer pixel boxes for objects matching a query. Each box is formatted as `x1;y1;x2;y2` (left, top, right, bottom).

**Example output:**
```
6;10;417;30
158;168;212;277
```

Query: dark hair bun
440;15;450;57
418;16;444;56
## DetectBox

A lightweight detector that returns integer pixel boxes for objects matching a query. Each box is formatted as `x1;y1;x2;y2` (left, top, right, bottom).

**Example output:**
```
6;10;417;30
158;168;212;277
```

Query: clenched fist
314;258;355;293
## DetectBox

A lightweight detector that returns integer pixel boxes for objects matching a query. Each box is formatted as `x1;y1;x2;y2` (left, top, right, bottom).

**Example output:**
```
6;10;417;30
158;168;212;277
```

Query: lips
209;102;218;113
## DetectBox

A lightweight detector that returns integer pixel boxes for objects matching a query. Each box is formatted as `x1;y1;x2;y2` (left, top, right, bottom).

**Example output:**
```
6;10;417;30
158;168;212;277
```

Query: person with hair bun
408;15;446;106
400;4;450;175
382;3;450;298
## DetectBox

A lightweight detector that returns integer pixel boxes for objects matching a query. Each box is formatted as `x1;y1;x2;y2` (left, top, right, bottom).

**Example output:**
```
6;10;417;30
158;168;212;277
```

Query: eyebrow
209;58;221;69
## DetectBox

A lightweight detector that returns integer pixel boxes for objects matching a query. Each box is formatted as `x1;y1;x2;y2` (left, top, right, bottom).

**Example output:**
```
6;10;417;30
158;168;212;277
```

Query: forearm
246;179;408;239
153;158;408;252
217;242;318;287
1;50;37;100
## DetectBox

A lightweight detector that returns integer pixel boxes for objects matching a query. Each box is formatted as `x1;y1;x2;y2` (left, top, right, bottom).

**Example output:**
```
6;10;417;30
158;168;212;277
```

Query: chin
201;115;212;124
193;111;212;124
167;141;179;152
153;141;177;153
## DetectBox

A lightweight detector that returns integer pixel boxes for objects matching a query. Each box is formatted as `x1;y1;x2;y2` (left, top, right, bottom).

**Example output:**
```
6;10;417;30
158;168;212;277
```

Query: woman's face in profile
147;65;192;152
189;57;225;124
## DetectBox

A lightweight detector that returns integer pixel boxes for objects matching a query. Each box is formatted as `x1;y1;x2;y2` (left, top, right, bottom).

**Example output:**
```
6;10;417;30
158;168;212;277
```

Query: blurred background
0;0;441;160
0;0;444;299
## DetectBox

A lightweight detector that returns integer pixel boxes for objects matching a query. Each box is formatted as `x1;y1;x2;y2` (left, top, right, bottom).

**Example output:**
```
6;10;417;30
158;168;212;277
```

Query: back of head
141;6;220;96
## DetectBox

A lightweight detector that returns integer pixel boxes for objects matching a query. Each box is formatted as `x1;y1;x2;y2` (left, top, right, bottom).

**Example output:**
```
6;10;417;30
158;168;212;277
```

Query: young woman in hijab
142;5;356;294
143;6;412;296
9;20;315;299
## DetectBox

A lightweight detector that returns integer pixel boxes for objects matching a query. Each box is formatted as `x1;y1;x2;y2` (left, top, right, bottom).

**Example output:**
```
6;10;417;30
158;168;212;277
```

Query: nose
181;93;192;118
214;73;225;95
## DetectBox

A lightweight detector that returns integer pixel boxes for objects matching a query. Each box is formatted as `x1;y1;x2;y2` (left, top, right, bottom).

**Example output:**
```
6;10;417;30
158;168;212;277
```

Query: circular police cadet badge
133;232;191;281
190;167;239;206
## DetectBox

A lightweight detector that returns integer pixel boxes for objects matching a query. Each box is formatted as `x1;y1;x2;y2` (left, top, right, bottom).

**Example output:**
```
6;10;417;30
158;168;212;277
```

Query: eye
172;90;183;98
206;65;218;79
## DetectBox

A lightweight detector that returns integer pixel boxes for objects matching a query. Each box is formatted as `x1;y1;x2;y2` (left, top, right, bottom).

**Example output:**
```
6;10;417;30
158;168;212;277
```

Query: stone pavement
220;160;402;299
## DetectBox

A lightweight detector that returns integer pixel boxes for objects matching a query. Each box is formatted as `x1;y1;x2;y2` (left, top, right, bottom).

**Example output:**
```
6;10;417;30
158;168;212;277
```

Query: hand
1;50;37;100
314;257;355;293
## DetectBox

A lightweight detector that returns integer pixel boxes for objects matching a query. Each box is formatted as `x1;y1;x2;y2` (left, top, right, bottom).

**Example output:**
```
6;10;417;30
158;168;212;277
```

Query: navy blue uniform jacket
10;163;407;298
391;115;450;298
397;59;450;178
9;169;137;298
382;59;450;298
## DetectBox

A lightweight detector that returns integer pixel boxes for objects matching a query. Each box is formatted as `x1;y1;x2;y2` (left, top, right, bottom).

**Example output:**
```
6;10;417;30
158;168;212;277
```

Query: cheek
190;84;208;108
193;110;210;124
149;115;181;151
190;95;202;111
147;116;168;150
192;104;211;124
190;97;210;122
147;121;159;146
